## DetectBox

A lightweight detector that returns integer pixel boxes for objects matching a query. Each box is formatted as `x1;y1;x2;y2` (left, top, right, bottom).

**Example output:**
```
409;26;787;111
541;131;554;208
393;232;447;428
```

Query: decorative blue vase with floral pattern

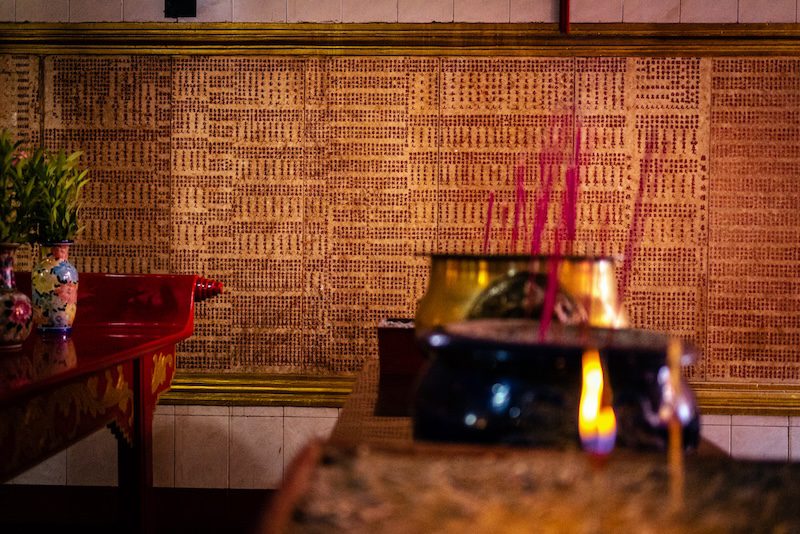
32;241;78;333
0;243;33;349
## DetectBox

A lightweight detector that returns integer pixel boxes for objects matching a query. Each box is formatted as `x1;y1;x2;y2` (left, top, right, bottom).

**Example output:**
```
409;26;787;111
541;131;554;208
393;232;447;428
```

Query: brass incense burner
415;254;627;336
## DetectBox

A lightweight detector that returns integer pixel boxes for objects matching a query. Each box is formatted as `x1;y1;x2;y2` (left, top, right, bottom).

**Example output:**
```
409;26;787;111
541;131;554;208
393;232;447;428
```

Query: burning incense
667;337;685;511
538;250;560;341
539;123;581;338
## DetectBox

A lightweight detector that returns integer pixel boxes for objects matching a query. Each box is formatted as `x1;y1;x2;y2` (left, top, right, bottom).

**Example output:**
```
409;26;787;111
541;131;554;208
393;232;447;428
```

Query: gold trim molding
4;23;800;56
161;371;356;408
162;371;800;414
691;383;800;416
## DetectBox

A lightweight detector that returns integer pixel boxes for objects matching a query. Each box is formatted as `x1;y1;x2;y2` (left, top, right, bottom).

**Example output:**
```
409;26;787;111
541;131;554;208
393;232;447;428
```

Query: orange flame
579;348;617;455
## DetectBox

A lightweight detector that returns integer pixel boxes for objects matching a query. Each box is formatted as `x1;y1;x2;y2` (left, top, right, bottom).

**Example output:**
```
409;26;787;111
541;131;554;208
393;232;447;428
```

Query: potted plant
0;129;35;348
28;148;89;333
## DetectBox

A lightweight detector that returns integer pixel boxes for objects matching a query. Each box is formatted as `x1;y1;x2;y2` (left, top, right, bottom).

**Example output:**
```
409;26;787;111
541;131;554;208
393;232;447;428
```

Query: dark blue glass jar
413;319;700;451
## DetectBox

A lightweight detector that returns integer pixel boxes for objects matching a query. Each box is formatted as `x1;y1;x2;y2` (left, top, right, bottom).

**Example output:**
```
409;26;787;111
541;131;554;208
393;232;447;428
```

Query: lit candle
579;348;617;456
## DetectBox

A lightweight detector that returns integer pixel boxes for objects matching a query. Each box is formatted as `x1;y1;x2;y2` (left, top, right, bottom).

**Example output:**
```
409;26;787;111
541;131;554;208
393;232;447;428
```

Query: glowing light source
490;382;511;412
579;348;616;455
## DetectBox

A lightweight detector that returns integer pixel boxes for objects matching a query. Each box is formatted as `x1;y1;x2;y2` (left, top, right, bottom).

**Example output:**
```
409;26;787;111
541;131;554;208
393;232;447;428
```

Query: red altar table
0;272;222;531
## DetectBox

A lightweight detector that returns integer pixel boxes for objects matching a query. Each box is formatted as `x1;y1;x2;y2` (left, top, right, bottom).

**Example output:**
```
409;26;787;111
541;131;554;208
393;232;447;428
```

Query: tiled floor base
700;414;800;461
0;485;272;534
7;405;339;489
6;408;798;488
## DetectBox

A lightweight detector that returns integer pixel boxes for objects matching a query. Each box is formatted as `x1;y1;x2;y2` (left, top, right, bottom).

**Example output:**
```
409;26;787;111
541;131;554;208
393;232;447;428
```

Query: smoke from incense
531;155;555;255
538;238;561;340
564;127;581;249
511;164;527;252
618;136;654;305
540;123;581;338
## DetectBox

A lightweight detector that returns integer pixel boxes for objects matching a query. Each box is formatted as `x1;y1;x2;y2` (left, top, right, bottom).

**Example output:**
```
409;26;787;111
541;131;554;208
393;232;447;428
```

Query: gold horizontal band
691;382;800;416
161;371;356;407
4;22;800;55
164;371;800;415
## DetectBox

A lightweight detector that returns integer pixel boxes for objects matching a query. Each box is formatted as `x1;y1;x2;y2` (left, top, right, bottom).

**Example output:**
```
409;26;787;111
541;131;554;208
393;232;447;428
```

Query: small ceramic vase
32;241;78;333
0;243;33;349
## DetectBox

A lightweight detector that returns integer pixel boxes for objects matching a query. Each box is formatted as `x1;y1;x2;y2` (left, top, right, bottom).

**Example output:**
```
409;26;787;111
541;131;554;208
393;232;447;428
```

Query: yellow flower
39;257;60;270
64;303;77;323
33;273;57;294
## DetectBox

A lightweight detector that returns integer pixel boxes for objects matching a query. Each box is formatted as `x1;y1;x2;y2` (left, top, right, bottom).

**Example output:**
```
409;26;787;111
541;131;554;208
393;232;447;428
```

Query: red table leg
116;348;175;533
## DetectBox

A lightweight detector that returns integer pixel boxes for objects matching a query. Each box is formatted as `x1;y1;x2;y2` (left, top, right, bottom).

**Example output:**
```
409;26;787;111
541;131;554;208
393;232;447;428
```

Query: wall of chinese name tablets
0;54;798;383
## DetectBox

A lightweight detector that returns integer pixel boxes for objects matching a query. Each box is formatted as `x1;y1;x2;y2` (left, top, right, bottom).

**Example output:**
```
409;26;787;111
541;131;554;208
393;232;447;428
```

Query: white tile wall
0;0;14;21
791;412;800;460
570;0;622;23
66;428;119;486
623;0;679;23
230;412;284;489
701;414;731;426
511;0;558;23
287;0;341;22
700;415;731;454
699;415;795;461
123;0;163;21
732;425;789;461
454;0;509;23
16;0;69;21
732;415;789;427
729;415;790;461
790;427;800;461
739;0;797;23
233;0;285;22
701;424;731;454
285;406;338;418
175;404;230;416
342;0;398;22
3;0;795;24
153;405;176;488
179;0;232;22
10;410;800;490
283;415;338;473
7;451;67;485
398;0;453;22
283;405;340;475
175;407;230;487
232;406;284;417
70;0;123;22
681;0;738;23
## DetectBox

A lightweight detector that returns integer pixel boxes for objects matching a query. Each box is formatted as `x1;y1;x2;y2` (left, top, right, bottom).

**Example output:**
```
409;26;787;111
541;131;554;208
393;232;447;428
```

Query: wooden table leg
117;355;155;533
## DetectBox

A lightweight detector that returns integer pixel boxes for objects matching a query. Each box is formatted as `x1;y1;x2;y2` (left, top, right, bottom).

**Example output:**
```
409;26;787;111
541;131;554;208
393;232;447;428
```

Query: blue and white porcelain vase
32;241;78;333
0;243;33;349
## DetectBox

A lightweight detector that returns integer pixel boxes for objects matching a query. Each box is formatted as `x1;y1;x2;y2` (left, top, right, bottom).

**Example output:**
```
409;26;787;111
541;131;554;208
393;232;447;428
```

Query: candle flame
579;348;616;455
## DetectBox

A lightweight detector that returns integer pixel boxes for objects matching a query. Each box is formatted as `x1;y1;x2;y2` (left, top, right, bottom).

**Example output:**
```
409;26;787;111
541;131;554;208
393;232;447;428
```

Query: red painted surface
376;322;426;416
560;0;570;34
0;273;222;531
